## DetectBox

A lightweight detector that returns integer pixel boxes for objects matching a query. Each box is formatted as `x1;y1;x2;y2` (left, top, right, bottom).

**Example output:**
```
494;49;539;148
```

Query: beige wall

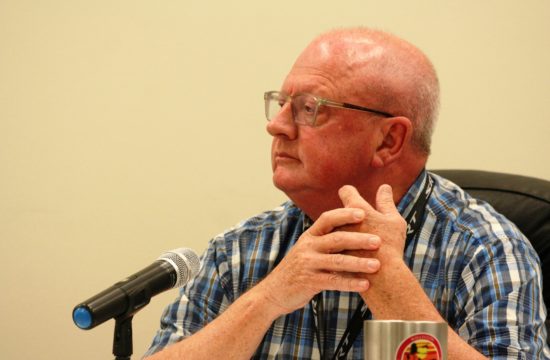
1;0;548;359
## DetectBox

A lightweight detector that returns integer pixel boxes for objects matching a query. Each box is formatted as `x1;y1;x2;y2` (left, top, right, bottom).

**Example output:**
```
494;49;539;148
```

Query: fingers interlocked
304;207;382;283
260;206;382;313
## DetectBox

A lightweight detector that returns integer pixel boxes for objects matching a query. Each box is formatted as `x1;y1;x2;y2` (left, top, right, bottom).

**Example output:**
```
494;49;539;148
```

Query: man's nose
266;104;298;140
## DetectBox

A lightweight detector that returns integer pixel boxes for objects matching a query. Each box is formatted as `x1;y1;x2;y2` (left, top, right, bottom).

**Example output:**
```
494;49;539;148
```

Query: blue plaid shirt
145;171;549;359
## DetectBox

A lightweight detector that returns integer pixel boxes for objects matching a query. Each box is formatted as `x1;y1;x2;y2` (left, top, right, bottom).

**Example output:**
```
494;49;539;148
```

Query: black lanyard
311;174;434;360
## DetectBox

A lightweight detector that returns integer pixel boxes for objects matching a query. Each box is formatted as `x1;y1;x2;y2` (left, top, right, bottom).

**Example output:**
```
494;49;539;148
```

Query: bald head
293;28;439;155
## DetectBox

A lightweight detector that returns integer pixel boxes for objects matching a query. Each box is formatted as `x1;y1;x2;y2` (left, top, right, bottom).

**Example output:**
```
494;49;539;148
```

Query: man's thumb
376;184;397;214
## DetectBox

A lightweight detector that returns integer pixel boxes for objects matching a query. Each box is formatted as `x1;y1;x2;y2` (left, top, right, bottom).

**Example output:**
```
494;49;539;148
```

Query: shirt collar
396;169;429;219
302;212;313;232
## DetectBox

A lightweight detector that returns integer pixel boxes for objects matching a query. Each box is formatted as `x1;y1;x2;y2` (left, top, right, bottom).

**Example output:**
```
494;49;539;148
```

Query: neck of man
289;159;427;221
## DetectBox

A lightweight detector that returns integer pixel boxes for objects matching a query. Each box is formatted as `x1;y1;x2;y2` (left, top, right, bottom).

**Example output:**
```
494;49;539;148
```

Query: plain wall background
1;0;548;359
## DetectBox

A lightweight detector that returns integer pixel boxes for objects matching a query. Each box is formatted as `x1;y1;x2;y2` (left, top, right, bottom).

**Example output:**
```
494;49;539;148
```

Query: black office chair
432;169;550;342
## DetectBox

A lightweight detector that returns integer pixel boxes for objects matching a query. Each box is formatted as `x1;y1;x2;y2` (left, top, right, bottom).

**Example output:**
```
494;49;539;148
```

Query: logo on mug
395;333;442;360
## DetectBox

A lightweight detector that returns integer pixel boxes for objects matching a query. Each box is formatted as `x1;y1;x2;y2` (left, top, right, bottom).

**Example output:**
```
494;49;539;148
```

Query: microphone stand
113;315;134;360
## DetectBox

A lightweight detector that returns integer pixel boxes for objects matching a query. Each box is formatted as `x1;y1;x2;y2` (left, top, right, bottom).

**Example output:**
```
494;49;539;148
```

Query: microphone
72;248;200;330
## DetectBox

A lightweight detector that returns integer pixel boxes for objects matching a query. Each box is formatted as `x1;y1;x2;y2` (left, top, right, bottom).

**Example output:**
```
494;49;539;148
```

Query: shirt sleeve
143;236;233;358
453;232;549;359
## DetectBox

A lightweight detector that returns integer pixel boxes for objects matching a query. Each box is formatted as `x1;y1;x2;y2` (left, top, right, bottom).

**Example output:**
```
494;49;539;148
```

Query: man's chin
272;178;291;193
272;176;302;195
273;177;322;204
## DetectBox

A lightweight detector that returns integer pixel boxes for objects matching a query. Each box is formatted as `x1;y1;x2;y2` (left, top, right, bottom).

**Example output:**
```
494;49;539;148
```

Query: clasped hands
257;184;407;315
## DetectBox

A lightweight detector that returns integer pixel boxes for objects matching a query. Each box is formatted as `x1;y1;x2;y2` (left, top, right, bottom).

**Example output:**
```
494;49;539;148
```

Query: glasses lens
264;92;285;121
292;94;318;125
263;92;319;126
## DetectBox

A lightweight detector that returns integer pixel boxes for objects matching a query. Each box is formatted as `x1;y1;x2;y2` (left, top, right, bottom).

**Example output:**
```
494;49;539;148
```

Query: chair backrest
432;169;550;340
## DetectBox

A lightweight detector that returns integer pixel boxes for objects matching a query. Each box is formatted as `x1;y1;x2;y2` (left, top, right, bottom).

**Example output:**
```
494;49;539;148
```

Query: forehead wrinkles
290;36;389;100
283;65;341;97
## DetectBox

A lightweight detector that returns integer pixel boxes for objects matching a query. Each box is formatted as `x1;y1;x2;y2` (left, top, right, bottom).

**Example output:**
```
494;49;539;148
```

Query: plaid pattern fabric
145;171;549;359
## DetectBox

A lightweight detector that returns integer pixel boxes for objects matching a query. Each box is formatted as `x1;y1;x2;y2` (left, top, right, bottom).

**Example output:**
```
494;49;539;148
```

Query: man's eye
302;101;317;114
277;99;286;108
303;105;315;114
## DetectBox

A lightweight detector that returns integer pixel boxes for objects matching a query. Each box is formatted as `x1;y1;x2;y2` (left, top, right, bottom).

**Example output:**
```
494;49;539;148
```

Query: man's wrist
246;280;288;321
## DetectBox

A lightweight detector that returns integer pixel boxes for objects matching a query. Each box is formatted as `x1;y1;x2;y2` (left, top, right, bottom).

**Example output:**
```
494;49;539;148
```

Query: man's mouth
274;151;298;161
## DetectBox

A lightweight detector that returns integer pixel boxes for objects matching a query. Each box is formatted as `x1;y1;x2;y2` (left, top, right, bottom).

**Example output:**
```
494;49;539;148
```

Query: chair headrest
432;169;550;306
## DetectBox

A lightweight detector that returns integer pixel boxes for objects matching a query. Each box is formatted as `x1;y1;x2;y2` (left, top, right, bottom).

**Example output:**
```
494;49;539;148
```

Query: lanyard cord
310;175;434;360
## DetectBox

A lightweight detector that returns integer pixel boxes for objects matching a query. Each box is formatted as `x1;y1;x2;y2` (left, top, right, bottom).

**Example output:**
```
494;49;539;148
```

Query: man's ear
371;117;413;168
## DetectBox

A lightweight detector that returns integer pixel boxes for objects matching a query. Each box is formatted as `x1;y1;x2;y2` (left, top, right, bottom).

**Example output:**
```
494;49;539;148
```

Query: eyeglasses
264;91;394;127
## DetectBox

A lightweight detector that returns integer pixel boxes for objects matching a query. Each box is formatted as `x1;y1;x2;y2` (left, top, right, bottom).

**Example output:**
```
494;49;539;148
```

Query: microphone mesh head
158;248;201;287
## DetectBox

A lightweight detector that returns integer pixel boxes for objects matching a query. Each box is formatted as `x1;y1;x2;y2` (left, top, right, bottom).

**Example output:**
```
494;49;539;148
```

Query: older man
144;28;549;359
